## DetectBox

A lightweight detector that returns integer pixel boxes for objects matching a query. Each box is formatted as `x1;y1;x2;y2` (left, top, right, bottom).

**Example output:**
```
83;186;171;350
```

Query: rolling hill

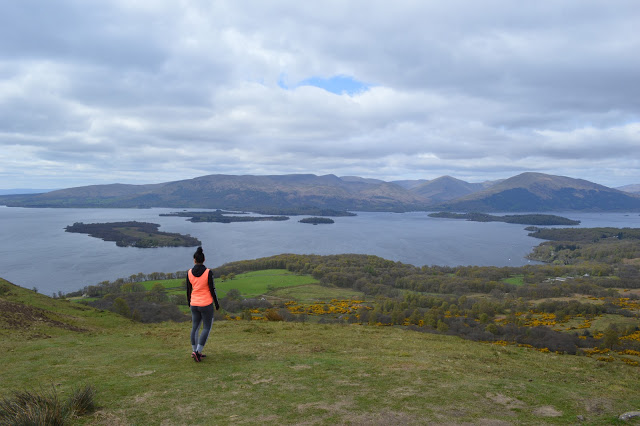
618;184;640;194
0;174;430;212
410;175;486;203
2;276;639;424
1;172;639;212
437;172;640;212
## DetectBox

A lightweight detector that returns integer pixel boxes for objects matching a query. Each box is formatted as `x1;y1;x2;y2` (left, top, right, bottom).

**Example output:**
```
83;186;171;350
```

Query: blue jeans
190;304;214;351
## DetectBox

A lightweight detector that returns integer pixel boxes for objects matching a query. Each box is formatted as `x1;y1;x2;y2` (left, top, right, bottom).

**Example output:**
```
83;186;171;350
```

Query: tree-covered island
255;207;356;217
429;212;580;225
299;217;335;225
160;210;289;223
65;221;201;247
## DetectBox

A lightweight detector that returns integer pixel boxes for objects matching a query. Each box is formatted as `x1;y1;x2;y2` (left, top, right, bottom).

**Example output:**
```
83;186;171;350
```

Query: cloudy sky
1;1;639;190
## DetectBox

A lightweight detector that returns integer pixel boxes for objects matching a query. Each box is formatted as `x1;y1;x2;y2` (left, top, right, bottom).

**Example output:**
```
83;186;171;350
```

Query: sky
1;1;639;190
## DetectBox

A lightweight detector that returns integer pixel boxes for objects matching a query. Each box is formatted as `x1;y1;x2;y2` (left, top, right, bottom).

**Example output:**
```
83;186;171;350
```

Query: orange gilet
188;269;213;307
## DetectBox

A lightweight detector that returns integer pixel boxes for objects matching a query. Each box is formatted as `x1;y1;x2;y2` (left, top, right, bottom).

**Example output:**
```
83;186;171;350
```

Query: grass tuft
64;384;96;416
0;384;95;426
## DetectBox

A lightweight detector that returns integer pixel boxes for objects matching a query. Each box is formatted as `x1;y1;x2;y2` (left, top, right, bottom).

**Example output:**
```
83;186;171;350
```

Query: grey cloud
1;0;639;189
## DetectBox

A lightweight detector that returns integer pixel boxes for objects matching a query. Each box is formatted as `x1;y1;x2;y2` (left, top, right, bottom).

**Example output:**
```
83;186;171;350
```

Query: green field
503;274;524;286
137;269;319;299
216;269;320;298
268;283;364;303
2;279;640;424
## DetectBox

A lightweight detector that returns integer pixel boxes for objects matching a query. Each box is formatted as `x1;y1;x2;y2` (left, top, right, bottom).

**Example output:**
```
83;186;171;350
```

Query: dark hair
193;246;205;263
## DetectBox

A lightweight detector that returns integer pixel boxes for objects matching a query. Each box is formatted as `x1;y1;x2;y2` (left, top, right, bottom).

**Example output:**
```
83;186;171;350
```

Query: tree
113;297;131;318
122;283;145;293
602;325;619;349
146;283;168;303
437;320;449;333
226;288;242;301
131;309;142;322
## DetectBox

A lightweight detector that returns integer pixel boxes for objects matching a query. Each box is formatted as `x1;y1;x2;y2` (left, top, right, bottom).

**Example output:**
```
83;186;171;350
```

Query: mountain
1;172;639;212
437;172;640;212
409;175;486;203
617;184;640;194
391;179;431;190
0;174;429;212
339;176;386;185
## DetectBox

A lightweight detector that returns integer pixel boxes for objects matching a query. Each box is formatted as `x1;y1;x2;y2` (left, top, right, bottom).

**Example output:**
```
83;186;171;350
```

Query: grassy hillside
1;279;639;424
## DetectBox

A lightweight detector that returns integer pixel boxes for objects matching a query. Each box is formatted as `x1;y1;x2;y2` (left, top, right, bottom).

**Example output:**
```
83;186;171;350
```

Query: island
255;207;356;217
160;210;289;223
428;212;580;226
65;221;201;247
298;217;335;225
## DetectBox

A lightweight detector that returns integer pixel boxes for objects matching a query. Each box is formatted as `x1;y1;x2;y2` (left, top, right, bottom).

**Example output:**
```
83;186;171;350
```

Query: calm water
1;206;639;295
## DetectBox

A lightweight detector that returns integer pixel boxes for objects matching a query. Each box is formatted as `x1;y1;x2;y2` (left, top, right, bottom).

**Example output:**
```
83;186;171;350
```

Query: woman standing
186;246;220;362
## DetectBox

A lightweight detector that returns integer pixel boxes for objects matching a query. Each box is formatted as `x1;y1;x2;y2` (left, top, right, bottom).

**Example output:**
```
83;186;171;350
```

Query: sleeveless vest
188;268;213;307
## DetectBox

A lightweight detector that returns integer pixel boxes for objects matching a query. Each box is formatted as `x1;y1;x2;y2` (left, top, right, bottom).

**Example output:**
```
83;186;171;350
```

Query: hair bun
196;247;203;253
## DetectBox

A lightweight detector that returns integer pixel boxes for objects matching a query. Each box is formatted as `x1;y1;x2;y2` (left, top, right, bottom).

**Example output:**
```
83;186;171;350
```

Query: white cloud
0;0;639;189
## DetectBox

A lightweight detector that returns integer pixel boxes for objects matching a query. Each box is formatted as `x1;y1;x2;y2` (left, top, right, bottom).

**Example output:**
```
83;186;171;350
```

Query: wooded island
65;221;201;247
160;210;289;223
429;212;581;225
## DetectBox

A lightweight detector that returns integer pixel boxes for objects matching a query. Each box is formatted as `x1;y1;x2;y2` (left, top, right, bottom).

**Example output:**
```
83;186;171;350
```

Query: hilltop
1;172;639;212
1;277;639;424
437;172;640;212
410;175;486;203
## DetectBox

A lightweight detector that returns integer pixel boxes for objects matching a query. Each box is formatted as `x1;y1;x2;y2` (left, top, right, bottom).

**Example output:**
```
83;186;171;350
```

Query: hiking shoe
192;351;201;362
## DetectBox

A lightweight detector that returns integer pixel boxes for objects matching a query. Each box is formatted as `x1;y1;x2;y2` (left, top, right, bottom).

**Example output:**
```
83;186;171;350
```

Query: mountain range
1;172;639;212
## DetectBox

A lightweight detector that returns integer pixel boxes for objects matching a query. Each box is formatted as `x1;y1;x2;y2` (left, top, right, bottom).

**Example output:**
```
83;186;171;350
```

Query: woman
186;246;220;362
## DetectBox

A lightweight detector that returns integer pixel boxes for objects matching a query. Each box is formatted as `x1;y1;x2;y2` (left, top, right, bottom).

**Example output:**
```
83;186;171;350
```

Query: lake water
1;206;639;295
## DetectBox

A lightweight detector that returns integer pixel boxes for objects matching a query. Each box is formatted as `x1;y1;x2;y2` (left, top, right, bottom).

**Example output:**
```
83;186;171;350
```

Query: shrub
169;294;187;306
264;309;283;321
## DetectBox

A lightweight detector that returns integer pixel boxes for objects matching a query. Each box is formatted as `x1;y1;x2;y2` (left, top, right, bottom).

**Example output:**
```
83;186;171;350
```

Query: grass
140;278;184;292
2;279;640;424
268;283;364;303
216;269;319;298
0;384;95;425
91;269;316;300
503;275;524;286
590;314;640;332
2;321;640;424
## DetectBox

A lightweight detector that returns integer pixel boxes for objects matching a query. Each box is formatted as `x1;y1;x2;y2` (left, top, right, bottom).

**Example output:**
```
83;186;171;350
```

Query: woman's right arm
186;276;192;306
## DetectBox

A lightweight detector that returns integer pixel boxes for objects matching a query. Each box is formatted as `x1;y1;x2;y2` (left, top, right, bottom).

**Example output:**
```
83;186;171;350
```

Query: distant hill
410;175;486;203
390;179;430;190
0;188;57;195
1;172;639;212
437;172;640;212
617;184;640;194
0;174;429;212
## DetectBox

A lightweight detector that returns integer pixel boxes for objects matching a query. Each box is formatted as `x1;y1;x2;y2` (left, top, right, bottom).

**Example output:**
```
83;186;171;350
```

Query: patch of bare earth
532;406;562;417
583;397;613;414
91;410;129;425
345;410;420;425
486;392;525;411
0;299;87;333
